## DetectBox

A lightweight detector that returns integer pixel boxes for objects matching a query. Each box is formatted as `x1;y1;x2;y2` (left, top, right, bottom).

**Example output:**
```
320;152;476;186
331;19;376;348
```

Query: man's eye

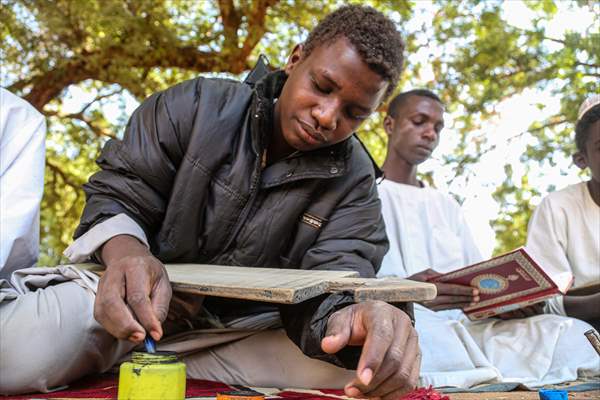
412;119;424;125
312;79;331;94
349;113;367;121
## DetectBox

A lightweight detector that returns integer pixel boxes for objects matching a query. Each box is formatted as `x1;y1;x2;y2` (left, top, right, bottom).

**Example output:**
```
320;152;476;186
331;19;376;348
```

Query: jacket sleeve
279;169;389;369
74;78;203;243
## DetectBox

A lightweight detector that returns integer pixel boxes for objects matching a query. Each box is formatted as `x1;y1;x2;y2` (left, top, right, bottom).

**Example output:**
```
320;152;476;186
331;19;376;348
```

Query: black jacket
75;68;389;368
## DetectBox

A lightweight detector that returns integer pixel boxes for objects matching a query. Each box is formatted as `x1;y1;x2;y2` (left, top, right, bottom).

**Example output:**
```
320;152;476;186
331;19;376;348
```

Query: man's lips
416;144;433;153
298;119;327;144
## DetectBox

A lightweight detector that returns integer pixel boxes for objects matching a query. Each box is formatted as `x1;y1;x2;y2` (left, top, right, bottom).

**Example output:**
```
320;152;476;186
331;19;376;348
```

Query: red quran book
428;248;573;320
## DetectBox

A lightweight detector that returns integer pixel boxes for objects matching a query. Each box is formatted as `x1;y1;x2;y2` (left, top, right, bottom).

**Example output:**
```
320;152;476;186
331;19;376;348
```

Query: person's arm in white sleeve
63;213;149;263
0;89;46;276
525;197;571;316
456;210;485;265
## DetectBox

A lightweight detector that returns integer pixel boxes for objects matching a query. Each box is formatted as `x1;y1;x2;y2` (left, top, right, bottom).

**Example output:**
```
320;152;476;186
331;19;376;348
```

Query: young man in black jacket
1;6;419;399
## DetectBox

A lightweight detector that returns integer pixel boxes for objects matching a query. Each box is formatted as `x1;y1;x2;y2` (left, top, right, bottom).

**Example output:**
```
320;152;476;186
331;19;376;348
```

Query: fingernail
151;330;161;341
360;368;373;386
473;289;479;296
474;296;480;302
345;386;362;398
129;332;144;342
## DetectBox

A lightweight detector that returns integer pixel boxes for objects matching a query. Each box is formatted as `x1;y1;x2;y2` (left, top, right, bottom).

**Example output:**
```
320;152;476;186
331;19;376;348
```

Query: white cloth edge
63;213;149;262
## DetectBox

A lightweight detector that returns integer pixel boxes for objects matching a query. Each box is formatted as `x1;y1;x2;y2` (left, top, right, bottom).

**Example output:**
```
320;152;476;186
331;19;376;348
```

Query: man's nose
422;125;437;142
312;101;338;132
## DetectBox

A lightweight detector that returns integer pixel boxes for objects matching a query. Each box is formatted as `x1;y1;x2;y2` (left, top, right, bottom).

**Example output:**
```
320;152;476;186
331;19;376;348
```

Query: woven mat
2;374;350;400
5;374;599;400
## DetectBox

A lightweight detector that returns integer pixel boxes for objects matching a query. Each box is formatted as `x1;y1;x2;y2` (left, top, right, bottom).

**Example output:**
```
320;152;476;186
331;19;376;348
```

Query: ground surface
447;391;600;399
26;391;599;399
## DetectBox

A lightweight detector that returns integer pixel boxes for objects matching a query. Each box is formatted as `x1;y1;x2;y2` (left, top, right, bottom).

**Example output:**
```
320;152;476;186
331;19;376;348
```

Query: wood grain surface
75;263;436;304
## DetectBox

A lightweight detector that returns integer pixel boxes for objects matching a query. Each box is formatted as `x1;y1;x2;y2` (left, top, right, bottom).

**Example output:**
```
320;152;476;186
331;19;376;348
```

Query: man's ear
284;44;304;75
573;151;588;170
383;115;395;136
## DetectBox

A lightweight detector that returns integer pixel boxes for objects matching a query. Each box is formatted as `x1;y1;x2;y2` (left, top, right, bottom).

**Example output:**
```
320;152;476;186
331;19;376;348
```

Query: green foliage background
1;0;598;265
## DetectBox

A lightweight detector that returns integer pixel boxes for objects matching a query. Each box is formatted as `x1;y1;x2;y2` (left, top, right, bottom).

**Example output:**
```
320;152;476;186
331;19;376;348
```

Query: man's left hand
321;301;420;399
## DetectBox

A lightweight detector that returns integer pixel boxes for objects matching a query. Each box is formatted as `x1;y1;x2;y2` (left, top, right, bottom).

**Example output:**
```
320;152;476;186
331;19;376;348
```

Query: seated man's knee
0;282;102;394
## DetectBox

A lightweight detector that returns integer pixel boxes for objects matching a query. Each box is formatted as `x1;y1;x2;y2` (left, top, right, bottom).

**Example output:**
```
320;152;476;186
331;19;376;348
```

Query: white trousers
0;266;354;395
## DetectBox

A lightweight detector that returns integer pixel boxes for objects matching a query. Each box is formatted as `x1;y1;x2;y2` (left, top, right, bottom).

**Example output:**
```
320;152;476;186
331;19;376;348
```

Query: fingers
151;277;173;323
126;267;162;341
341;304;418;399
425;302;470;311
94;267;145;341
353;304;398;386
322;306;355;354
381;352;421;400
359;326;419;398
407;268;441;282
94;255;173;343
436;282;479;297
422;282;480;311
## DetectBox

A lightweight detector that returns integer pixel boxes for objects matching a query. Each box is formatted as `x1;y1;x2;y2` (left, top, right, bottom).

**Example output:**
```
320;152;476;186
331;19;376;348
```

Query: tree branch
543;36;566;45
44;108;118;140
239;0;280;60
575;61;600;69
79;88;124;114
23;60;92;111
218;0;241;50
46;159;81;189
445;116;569;184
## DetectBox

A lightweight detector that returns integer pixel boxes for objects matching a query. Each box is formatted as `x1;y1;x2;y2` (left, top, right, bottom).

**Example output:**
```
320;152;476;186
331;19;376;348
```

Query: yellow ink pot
118;351;186;400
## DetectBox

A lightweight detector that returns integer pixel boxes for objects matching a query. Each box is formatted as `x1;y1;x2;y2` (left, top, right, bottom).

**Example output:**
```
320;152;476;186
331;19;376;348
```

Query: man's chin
412;157;429;165
284;133;322;152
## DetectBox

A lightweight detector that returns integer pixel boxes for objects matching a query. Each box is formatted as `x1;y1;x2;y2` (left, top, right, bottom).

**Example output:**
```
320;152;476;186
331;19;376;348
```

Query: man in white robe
377;90;600;388
526;96;600;324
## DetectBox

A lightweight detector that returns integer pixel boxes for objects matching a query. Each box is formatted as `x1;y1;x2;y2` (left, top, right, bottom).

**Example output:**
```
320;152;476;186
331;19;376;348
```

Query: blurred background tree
1;0;598;265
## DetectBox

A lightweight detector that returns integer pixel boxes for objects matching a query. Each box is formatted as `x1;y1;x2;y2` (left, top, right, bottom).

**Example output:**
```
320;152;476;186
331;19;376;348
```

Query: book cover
428;247;573;320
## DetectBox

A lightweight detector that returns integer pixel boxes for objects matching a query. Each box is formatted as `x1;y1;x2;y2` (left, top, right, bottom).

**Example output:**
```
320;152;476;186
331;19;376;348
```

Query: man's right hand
94;235;172;343
408;268;479;311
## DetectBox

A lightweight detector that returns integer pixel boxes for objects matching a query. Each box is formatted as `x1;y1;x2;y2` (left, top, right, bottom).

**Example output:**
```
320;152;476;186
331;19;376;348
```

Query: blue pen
144;336;156;353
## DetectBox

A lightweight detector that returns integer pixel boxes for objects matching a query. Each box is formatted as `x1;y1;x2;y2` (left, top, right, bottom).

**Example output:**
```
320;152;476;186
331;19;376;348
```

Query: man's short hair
303;5;404;100
575;103;600;153
386;89;443;118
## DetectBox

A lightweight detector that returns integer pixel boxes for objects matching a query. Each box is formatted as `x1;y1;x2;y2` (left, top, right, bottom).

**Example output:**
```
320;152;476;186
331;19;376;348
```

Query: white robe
377;179;600;388
526;182;600;315
0;88;46;280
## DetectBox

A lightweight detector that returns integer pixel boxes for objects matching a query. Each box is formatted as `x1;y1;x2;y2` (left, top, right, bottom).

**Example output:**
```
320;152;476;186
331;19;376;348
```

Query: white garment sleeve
526;197;571;316
0;89;46;277
457;211;485;265
63;213;149;263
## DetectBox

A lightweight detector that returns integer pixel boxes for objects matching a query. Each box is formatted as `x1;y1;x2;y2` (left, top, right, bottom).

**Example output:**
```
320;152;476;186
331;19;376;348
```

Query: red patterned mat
3;374;450;399
2;374;349;399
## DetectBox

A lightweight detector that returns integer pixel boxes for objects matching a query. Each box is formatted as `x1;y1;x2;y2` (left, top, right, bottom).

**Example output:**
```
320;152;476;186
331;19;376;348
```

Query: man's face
275;38;389;152
574;119;600;182
384;96;444;165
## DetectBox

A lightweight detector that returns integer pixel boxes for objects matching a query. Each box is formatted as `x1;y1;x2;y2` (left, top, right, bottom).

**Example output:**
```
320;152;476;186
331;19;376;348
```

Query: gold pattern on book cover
436;250;554;311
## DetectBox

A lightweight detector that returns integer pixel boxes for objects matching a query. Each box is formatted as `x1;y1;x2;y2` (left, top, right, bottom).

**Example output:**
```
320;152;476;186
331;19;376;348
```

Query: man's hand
94;235;172;343
497;303;546;320
408;269;479;311
321;301;420;399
